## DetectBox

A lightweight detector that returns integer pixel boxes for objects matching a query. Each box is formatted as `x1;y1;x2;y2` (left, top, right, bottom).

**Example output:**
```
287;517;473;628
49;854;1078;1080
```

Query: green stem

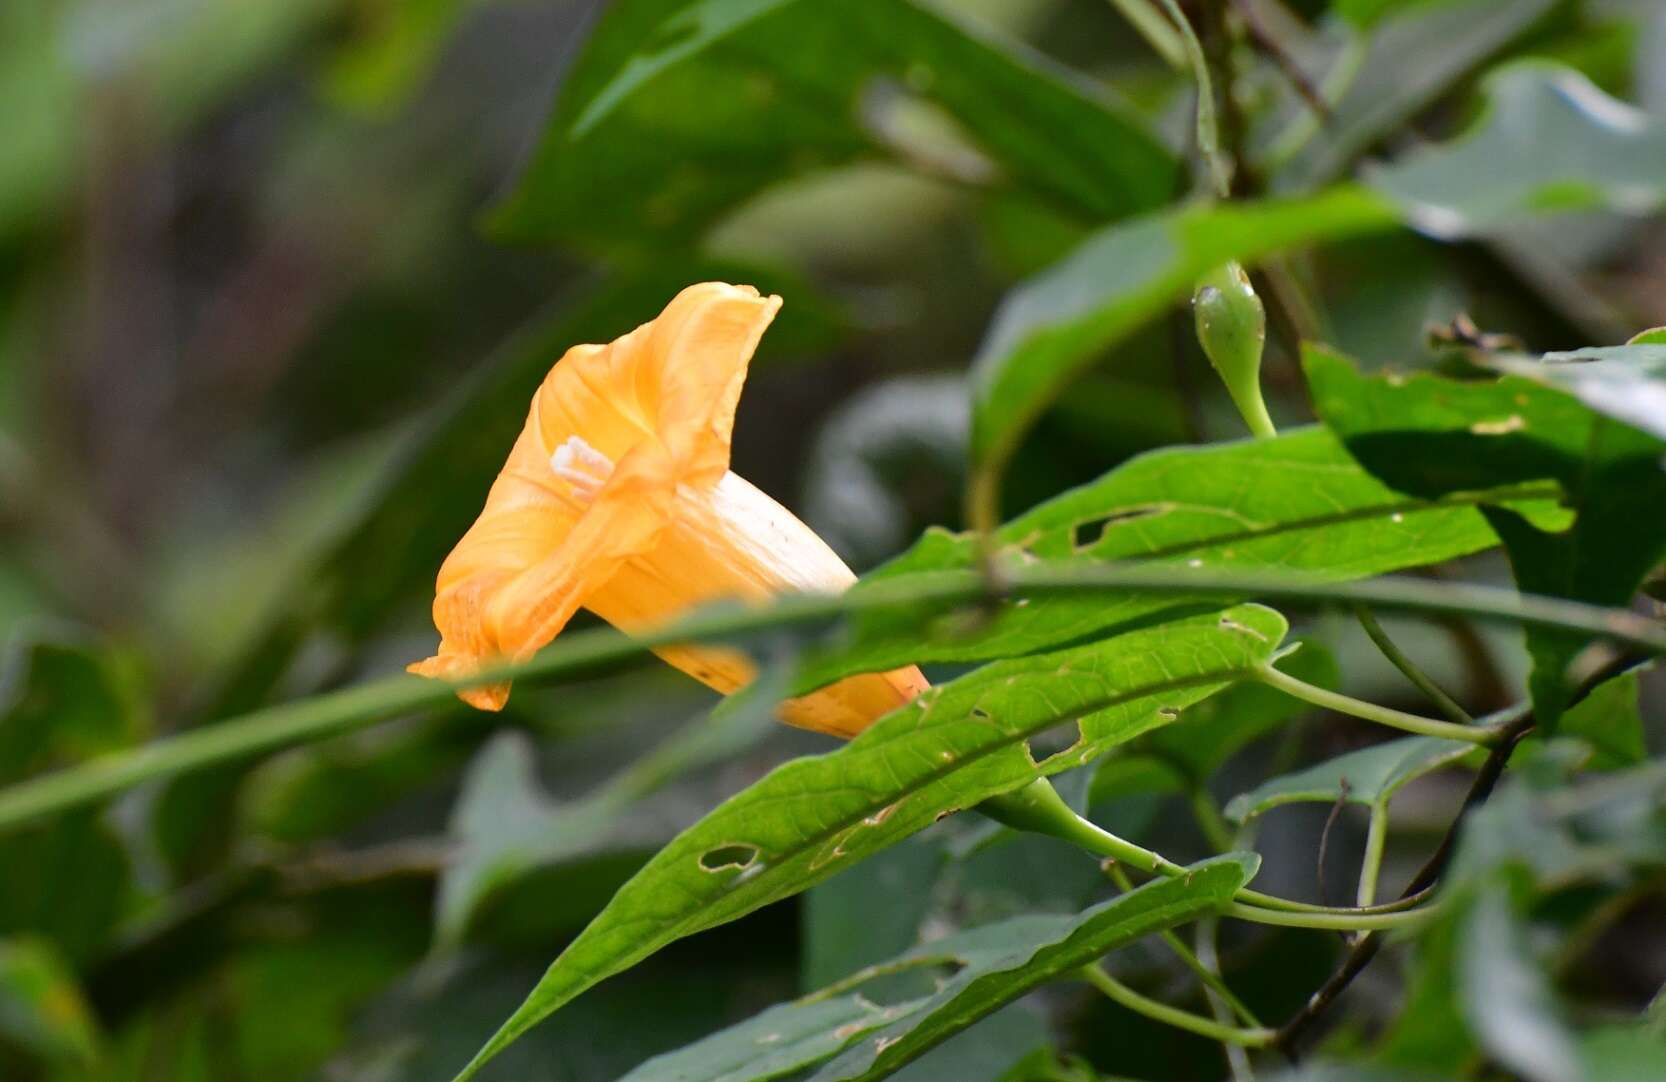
1196;915;1256;1081
1;566;1659;835
1104;0;1186;68
1357;802;1388;909
1221;901;1431;931
1106;863;1262;1028
1252;663;1501;746
1081;965;1275;1047
987;779;1432;923
1352;605;1474;725
1155;0;1232;197
1191;788;1238;853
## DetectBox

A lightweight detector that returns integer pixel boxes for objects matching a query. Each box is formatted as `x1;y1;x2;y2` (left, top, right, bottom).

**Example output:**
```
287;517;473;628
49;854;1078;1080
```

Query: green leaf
1304;343;1666;725
810;856;1254;1082
1082;639;1338;809
0;937;98;1069
1368;63;1666;238
449;608;1285;1079
1488;343;1666;444
489;0;1175;251
1457;880;1583;1082
1581;1026;1666;1080
617;856;1253;1082
1559;668;1649;769
1224;736;1481;823
802;425;1558;691
1272;0;1557;188
967;186;1397;477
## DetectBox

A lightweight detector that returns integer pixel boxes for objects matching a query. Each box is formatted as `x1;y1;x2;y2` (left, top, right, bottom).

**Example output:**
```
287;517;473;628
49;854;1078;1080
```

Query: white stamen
550;435;615;504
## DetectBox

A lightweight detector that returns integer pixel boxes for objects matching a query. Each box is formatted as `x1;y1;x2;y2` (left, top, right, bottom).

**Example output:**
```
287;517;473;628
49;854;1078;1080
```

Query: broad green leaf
809;856;1254;1082
1458;880;1583;1082
800;426;1559;691
450;608;1285;1079
0;937;98;1069
1224;735;1481;823
1271;0;1557;189
1305;344;1666;725
1559;668;1648;769
1489;344;1666;443
618;856;1252;1082
1368;64;1666;238
489;0;1175;251
885;1006;1047;1082
967;186;1396;473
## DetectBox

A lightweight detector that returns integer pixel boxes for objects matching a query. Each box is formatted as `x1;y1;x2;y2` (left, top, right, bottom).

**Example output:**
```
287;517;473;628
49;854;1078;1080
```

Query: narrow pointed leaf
616;855;1253;1082
450;607;1286;1079
491;0;1175;250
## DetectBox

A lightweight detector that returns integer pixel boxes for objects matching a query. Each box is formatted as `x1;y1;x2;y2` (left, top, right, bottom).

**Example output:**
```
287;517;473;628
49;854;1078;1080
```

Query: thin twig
1271;710;1536;1056
1229;0;1331;121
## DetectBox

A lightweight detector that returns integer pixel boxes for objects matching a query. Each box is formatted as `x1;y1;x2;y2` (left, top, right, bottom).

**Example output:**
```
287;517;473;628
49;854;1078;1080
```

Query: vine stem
1105;862;1262;1028
1103;0;1186;67
0;566;1658;834
1356;803;1389;909
1251;664;1501;746
1352;604;1474;725
988;780;1436;929
1081;964;1276;1047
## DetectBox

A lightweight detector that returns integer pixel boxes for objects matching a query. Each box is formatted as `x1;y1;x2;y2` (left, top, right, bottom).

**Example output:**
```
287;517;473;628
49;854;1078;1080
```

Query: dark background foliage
1;1;1663;1080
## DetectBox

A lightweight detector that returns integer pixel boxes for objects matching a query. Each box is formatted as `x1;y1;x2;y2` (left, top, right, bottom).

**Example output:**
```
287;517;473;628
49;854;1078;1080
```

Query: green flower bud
1193;262;1275;438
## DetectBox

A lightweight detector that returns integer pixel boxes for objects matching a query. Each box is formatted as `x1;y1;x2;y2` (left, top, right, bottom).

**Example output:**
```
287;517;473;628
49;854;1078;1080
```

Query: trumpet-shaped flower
410;282;928;737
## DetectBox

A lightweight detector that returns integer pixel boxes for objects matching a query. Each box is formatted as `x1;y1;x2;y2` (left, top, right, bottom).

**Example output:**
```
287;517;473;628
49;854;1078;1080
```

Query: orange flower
410;282;928;737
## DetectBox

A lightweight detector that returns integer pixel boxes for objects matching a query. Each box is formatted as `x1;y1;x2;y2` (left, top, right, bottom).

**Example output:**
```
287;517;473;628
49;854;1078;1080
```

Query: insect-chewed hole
699;843;761;873
1072;506;1165;551
1025;717;1086;767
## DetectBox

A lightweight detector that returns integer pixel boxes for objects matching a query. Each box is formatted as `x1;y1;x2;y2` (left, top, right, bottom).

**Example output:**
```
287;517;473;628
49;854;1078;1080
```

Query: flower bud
1193;262;1274;438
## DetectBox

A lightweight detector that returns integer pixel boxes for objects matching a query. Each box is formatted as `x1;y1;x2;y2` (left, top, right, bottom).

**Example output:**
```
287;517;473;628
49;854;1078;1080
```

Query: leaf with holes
1305;344;1666;726
797;426;1562;693
448;608;1285;1079
617;855;1253;1082
1224;736;1483;824
1367;63;1666;239
489;0;1174;251
1091;639;1340;805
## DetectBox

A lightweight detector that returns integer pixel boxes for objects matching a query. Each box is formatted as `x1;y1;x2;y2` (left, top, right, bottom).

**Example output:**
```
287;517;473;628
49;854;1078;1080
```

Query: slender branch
1081;964;1276;1047
0;565;1659;834
1229;0;1331;121
1106;862;1262;1028
1357;803;1389;909
1353;605;1474;725
1271;709;1536;1056
1104;0;1186;67
1156;0;1232;197
1252;664;1500;745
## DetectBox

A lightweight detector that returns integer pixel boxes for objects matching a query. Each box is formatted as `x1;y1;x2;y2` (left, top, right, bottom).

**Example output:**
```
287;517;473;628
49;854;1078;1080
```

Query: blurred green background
2;0;1664;1079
